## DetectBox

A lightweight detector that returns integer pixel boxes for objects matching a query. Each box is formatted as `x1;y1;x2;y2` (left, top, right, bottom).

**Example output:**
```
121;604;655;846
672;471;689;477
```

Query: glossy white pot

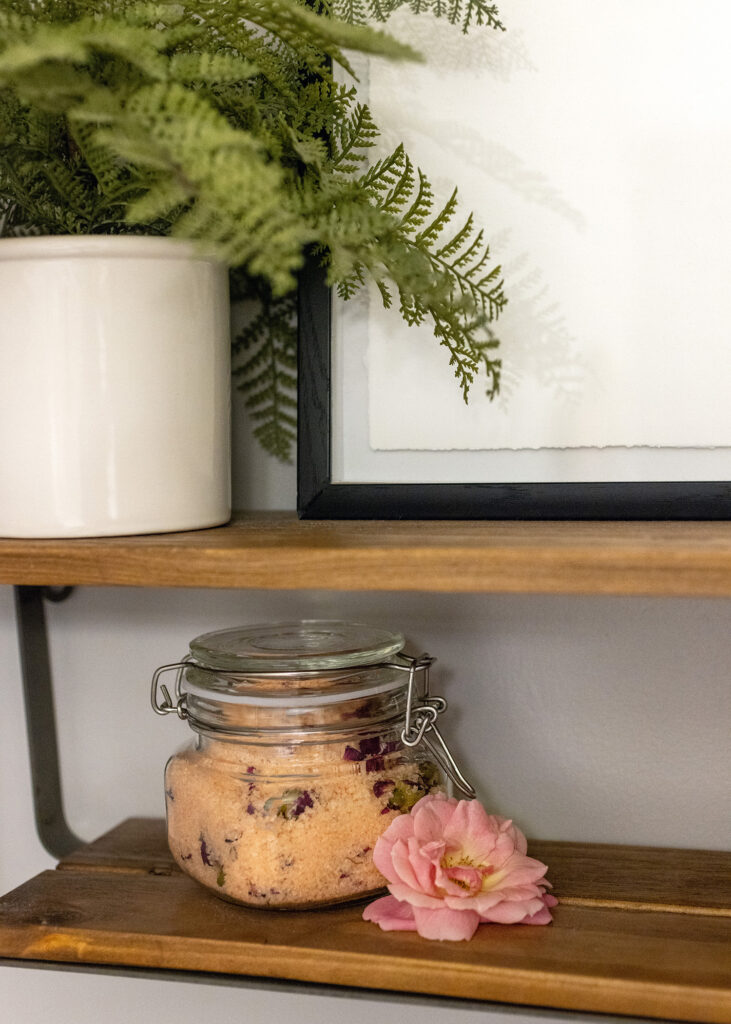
0;236;231;537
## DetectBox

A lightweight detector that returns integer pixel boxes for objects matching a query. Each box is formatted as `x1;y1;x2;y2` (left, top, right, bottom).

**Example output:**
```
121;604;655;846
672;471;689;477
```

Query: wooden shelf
2;512;731;594
0;820;729;1021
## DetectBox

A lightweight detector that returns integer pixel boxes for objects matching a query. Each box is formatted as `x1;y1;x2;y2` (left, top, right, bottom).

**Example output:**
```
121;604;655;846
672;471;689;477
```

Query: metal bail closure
396;654;476;799
150;661;189;720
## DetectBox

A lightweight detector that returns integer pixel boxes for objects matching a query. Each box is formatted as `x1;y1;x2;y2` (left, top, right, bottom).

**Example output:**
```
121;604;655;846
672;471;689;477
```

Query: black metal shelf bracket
14;585;83;858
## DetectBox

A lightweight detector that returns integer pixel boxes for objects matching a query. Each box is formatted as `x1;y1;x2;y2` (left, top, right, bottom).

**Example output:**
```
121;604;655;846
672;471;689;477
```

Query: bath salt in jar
151;620;473;909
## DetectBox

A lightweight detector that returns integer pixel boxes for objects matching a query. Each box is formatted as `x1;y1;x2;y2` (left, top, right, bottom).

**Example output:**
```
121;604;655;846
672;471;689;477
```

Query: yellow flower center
440;850;497;892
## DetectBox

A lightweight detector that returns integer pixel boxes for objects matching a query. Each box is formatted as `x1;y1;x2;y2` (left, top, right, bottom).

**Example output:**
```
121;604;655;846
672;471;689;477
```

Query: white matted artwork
329;0;731;487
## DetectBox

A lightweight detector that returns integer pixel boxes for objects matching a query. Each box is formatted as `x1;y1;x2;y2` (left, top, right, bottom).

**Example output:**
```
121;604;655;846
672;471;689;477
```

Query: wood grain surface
2;512;731;594
59;820;731;917
1;818;729;1022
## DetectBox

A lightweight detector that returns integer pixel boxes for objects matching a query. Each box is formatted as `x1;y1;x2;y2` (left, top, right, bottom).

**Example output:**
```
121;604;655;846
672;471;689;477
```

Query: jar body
165;724;442;908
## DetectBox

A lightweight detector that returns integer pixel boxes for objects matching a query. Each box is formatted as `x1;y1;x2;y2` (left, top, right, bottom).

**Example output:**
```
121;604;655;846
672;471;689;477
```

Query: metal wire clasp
393;654;476;799
150;650;475;798
150;661;189;719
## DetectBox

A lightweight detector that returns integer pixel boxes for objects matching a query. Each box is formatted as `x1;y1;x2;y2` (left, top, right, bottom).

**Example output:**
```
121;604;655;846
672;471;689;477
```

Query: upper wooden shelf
1;512;731;595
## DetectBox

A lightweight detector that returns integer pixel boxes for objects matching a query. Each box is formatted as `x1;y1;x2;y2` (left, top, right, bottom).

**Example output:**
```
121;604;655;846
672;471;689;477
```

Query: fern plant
0;0;506;459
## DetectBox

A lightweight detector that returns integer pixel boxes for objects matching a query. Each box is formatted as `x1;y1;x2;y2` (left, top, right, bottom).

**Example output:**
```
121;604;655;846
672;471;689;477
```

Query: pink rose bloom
363;793;557;941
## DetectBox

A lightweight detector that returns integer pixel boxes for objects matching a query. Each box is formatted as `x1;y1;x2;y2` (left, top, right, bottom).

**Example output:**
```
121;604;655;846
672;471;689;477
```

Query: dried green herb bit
264;789;315;820
386;761;442;813
419;761;441;792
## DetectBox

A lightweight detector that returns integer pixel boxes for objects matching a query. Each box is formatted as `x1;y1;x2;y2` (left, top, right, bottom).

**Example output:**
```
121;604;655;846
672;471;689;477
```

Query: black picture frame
297;258;731;520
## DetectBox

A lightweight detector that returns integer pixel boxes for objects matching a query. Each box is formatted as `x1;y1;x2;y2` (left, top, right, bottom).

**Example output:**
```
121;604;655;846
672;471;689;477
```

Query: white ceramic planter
0;236;231;537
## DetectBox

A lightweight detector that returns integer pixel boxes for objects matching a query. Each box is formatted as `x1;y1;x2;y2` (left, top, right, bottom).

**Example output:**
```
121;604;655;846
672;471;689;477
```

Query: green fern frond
124;176;190;222
329;101;378;170
284;123;328;168
400;168;433;229
168;52;259;86
334;261;367;300
381;150;415;214
232;285;298;463
0;26;89;73
359;142;408;194
242;0;421;68
415;186;459;247
451;0;505;32
315;138;505;402
43;160;95;220
333;0;504;33
446;221;483;269
436;211;475;261
69;121;136;205
0;16;174;84
186;0;419;83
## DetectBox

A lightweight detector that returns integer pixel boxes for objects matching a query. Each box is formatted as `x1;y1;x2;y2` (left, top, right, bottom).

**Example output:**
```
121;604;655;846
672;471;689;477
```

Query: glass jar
151;620;455;909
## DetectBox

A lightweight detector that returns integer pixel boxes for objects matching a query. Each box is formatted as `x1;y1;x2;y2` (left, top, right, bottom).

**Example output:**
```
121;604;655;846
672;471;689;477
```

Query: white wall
1;392;729;1020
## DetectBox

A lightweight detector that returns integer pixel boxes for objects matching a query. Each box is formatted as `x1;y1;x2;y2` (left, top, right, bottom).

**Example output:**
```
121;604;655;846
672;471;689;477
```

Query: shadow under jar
154;621;445;909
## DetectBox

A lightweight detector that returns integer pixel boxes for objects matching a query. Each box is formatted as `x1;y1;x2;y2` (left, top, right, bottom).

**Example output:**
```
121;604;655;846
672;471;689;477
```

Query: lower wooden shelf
1;820;729;1022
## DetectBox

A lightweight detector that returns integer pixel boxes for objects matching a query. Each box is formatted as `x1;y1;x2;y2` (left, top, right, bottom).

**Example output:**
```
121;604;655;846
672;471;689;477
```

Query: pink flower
363;792;557;941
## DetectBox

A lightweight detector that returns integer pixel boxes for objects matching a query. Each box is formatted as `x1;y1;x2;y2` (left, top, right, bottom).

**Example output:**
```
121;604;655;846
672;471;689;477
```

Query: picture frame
297;3;731;521
297;258;731;520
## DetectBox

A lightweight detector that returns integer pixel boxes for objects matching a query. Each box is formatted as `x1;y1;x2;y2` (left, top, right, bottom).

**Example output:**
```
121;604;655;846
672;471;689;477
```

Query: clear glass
164;684;443;908
188;620;405;673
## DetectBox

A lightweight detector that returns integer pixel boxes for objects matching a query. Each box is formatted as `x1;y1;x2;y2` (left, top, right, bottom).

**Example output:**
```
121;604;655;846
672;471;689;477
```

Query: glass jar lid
188;620;405;673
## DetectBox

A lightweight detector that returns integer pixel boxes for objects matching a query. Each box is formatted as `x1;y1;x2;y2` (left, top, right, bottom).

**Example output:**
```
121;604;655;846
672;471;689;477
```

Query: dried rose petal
291;790;314;817
358;736;382;757
265;788;315;820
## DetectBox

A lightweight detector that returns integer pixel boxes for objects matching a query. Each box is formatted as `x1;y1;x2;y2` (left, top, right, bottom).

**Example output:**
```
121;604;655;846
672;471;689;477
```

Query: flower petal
435;863;484;898
445;799;492;855
388;881;443;908
412;905;481;941
497;853;550;887
492;892;557;926
446;865;484;892
372;815;415;878
362;895;417;931
486;821;519;867
485;883;548;901
522;905;554;925
479;897;547;924
412;794;458;843
389;838;424;891
408;836;443;893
